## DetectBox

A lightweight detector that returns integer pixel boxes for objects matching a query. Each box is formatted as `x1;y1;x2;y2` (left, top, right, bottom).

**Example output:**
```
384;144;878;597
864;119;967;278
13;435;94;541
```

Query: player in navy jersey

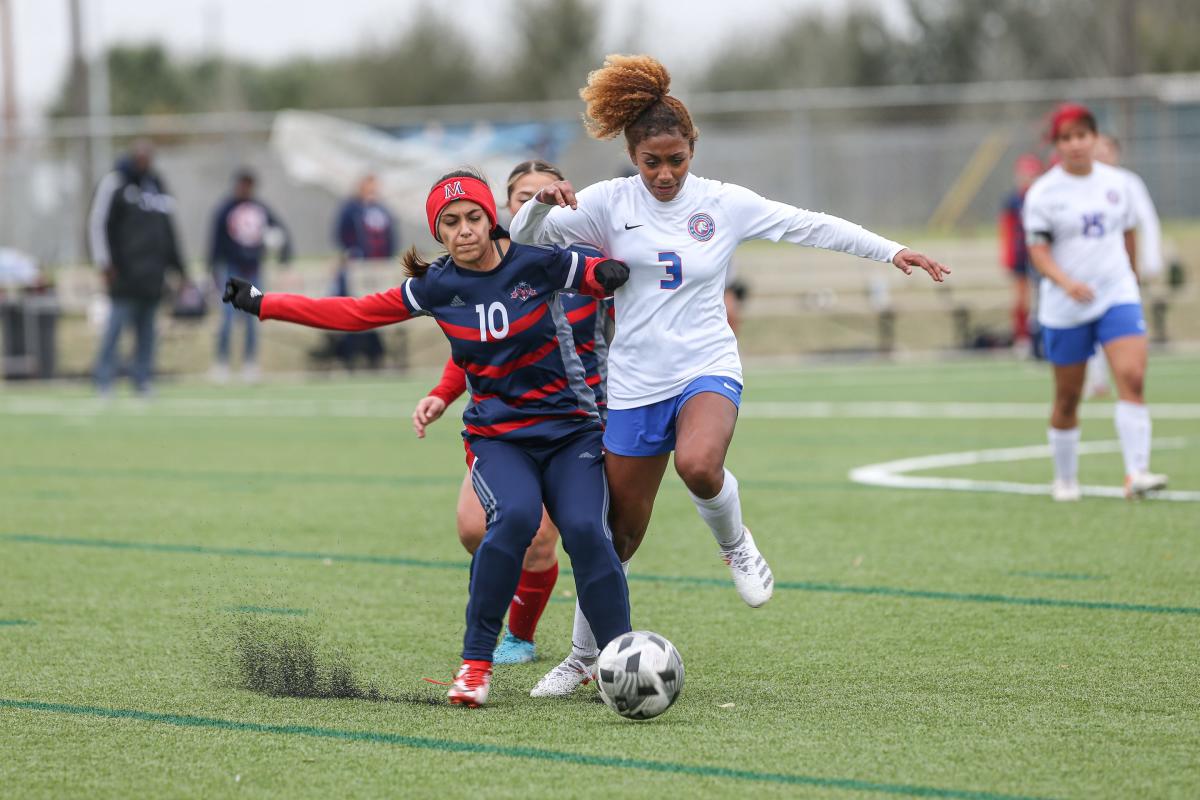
999;154;1043;352
412;160;612;669
223;168;632;707
512;55;949;696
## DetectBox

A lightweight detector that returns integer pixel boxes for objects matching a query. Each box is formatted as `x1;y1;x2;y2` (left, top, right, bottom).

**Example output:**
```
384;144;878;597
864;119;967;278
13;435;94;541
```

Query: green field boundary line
6;533;1199;617
0;619;35;626
0;699;1051;800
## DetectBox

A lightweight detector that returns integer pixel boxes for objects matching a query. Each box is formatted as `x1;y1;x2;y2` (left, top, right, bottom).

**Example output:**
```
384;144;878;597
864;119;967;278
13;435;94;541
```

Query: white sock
1114;401;1151;475
570;559;631;661
1048;427;1080;483
689;468;744;549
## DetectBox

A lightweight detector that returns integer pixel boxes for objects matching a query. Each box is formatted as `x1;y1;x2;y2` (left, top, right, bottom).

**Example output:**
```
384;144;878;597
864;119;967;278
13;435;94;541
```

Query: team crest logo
509;281;538;301
444;180;465;199
688;212;715;242
1106;189;1120;204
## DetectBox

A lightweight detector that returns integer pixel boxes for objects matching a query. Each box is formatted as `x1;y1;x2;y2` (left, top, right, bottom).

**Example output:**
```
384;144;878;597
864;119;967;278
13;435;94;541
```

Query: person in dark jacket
209;168;292;382
335;174;396;260
89;139;187;397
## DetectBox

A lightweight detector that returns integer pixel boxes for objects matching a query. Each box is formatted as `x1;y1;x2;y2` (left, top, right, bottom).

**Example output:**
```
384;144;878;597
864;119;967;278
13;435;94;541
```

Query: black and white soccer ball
596;630;684;720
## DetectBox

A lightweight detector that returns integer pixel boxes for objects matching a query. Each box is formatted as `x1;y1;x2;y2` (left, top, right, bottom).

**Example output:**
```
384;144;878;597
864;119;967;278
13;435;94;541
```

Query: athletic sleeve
428;356;467;405
509;182;610;250
541;246;613;299
1126;172;1162;274
88;171;122;268
1022;184;1052;244
723;184;904;262
259;278;426;331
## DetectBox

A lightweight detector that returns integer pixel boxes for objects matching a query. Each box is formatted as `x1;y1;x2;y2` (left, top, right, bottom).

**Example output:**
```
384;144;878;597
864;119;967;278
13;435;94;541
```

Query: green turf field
2;355;1198;799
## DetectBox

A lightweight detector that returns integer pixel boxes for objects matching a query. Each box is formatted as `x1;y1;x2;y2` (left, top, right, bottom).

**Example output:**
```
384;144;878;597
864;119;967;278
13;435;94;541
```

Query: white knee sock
570;559;631;661
688;468;744;549
1114;401;1151;475
1048;427;1080;482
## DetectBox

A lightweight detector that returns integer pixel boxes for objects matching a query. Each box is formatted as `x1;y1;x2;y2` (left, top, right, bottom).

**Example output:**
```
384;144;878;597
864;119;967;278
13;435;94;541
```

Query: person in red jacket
999;153;1044;352
411;160;612;668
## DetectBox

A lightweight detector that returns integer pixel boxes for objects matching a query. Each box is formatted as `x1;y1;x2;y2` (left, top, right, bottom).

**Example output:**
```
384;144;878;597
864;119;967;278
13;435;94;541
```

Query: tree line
52;0;1200;118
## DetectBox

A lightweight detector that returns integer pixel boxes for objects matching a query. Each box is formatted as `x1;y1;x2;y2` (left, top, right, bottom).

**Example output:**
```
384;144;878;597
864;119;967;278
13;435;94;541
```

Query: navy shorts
1042;303;1146;366
603;376;743;457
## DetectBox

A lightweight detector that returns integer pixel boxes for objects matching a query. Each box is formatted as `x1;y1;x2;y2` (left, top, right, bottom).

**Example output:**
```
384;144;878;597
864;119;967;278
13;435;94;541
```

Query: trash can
1;294;59;380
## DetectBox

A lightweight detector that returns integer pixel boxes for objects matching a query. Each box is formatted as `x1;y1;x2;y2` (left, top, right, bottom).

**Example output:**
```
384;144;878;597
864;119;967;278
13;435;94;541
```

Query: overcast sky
5;0;903;115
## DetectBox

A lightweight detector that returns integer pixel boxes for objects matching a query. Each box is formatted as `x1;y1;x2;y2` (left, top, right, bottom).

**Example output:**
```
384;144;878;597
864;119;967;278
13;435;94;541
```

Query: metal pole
0;0;16;142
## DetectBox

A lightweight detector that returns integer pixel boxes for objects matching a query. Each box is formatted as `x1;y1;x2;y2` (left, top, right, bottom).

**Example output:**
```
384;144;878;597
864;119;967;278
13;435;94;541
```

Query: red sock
1013;306;1029;341
507;562;558;643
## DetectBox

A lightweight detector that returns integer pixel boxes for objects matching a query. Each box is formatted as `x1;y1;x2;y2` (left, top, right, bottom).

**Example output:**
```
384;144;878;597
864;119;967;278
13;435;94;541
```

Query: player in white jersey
1022;104;1167;502
1084;133;1165;398
510;54;949;696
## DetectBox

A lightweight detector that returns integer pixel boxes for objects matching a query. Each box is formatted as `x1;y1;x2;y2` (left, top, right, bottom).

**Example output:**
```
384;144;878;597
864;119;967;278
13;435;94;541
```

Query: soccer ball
596;631;684;720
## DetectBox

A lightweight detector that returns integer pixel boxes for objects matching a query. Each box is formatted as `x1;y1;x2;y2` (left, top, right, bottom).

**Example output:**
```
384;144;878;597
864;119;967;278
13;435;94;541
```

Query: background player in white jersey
511;54;949;696
1084;133;1165;398
1023;104;1168;502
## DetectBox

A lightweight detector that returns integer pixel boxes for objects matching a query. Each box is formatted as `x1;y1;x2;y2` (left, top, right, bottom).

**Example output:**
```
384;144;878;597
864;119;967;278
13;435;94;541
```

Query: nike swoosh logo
624;223;643;230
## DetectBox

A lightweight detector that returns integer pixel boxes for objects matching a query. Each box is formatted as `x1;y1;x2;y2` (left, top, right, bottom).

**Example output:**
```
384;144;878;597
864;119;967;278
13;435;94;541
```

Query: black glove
222;277;263;316
593;259;630;293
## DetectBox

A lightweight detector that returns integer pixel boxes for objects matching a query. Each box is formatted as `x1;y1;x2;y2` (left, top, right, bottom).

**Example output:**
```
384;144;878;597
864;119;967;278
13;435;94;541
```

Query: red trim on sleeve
429;356;467;405
579;256;610;299
259;288;412;331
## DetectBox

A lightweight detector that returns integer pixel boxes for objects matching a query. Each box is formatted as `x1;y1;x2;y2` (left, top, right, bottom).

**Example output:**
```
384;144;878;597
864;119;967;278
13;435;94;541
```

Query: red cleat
447;659;492;708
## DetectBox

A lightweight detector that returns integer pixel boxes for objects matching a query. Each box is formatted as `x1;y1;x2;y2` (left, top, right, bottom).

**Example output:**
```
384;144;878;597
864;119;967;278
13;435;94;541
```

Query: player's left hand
893;249;950;283
594;259;630;293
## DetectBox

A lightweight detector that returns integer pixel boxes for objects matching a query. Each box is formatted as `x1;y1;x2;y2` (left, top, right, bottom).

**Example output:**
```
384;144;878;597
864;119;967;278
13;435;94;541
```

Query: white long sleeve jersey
510;175;904;409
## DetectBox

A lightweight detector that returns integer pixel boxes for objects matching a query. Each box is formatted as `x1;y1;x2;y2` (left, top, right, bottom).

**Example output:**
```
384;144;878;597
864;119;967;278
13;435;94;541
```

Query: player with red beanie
412;160;613;667
223;168;633;707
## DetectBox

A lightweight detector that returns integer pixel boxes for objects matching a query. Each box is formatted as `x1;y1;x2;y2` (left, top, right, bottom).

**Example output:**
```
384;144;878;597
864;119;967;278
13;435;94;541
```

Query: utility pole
68;0;92;186
0;0;16;148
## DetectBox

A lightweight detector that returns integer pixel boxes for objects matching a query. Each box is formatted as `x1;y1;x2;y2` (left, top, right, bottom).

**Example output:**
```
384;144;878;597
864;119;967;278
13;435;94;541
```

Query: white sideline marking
849;438;1200;502
741;401;1200;420
4;398;1200;421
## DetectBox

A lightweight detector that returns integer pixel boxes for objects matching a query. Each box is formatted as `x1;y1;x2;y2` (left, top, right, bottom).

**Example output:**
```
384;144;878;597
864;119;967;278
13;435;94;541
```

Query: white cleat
529;655;595;698
1051;479;1082;502
1125;471;1168;500
720;527;773;608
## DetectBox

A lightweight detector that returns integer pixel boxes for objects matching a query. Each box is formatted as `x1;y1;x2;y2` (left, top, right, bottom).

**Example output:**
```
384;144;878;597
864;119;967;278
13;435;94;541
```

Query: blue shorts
603;376;743;457
1042;303;1146;366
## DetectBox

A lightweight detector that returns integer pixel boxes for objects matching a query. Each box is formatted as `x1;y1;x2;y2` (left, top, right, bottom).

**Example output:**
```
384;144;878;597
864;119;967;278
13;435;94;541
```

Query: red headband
1049;103;1093;140
426;176;497;241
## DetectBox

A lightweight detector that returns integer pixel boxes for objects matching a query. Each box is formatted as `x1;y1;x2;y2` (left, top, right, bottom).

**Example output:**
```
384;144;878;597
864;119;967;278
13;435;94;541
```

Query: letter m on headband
444;181;465;200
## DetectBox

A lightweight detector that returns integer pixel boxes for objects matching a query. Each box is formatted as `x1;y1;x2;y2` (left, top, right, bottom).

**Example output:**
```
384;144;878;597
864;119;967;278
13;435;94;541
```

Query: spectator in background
88;139;187;398
327;174;394;369
209;168;292;383
336;174;396;260
999;153;1044;354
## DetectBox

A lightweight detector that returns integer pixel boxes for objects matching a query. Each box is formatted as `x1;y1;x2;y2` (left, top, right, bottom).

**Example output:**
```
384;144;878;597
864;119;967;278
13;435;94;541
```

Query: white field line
849;438;1200;502
5;397;1200;421
739;401;1200;420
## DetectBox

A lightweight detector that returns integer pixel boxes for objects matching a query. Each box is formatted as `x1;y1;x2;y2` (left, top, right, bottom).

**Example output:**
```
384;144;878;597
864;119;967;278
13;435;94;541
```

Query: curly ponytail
579;54;698;150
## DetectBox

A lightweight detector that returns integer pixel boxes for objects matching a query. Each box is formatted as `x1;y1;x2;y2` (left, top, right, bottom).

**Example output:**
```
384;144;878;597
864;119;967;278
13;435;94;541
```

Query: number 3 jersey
258;242;611;444
1023;162;1141;328
511;175;903;409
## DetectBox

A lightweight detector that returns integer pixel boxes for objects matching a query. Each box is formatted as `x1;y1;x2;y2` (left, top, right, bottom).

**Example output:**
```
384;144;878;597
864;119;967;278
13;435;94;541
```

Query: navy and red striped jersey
428;244;612;412
259;242;611;444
